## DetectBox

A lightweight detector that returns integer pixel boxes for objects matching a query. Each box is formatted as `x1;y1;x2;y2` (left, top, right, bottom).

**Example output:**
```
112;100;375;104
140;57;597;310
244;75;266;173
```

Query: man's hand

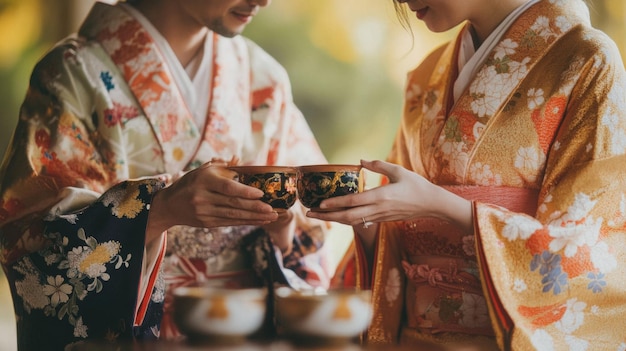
146;163;278;242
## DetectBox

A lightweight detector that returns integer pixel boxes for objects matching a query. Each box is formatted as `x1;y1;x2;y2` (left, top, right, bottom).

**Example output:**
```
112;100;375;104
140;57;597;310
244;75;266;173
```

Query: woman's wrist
430;186;474;234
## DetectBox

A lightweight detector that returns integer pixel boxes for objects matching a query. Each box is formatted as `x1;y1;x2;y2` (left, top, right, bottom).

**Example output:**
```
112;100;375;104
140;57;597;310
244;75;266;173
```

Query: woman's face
395;0;529;43
178;0;271;38
396;0;478;33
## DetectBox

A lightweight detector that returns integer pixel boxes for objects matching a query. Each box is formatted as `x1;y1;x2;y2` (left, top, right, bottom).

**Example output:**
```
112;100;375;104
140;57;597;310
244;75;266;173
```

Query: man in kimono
313;0;626;350
0;0;330;349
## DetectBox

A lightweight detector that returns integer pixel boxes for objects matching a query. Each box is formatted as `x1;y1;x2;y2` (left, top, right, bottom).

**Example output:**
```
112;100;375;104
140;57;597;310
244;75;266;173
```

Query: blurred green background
1;1;624;350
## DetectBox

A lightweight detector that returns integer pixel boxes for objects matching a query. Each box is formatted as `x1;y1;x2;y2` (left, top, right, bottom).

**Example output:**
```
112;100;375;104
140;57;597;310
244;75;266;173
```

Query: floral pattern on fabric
360;1;626;350
3;180;164;350
2;2;330;349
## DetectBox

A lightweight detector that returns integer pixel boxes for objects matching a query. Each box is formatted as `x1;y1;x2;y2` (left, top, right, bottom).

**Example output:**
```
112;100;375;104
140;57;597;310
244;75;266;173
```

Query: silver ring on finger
362;217;371;229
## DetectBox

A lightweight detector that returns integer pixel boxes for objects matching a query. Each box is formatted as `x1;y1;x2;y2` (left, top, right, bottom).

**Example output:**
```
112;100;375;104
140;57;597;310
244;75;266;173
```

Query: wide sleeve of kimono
245;38;332;289
474;34;626;349
0;39;167;350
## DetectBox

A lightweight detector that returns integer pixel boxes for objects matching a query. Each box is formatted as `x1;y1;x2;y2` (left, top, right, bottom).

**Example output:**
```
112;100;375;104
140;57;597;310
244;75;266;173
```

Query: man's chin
210;24;244;38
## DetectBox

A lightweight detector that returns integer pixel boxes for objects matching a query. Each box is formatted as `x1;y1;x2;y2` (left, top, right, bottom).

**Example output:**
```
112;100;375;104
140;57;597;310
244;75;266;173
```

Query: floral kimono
349;1;626;350
0;2;328;350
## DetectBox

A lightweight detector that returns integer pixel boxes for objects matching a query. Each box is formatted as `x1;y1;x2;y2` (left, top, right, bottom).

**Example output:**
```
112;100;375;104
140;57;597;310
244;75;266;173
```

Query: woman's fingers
307;204;380;226
317;191;369;211
363;159;410;183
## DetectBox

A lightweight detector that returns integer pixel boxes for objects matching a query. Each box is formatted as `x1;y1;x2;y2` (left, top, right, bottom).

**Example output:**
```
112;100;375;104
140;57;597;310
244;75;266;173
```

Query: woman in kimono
0;0;330;349
312;0;626;350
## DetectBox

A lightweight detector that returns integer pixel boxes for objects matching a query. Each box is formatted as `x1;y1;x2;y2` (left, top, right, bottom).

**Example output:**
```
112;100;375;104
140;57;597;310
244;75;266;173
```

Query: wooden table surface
67;338;445;351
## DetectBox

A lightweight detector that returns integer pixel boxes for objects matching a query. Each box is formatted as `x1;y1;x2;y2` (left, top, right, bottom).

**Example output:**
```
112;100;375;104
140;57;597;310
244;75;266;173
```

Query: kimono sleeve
474;37;626;349
1;40;167;349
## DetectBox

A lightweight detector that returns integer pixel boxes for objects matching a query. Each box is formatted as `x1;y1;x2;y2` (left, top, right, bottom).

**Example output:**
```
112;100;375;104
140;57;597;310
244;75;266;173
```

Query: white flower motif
555;298;586;334
502;214;543;241
508;57;531;82
553;141;561;150
101;241;121;257
513;278;527;293
43;275;73;307
514;146;542;171
548;216;601;257
84;263;108;280
531;329;555;351
527;88;545;109
67;246;89;278
585;143;593;153
469;162;502;186
458;292;490;328
73;317;88;338
548;193;601;257
590;305;600;315
531;16;556;39
494;39;518;59
15;274;49;312
565;335;589;351
385;268;401;305
563;193;596;222
440;141;469;180
470;66;516;118
555;16;573;33
590;241;617;273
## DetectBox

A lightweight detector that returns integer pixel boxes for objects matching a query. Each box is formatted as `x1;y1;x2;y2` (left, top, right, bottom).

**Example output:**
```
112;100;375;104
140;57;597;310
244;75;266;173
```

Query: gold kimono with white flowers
364;1;626;350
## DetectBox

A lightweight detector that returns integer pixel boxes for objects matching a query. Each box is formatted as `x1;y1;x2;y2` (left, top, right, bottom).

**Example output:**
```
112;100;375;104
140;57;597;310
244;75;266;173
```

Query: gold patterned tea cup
296;164;363;211
228;166;298;212
274;286;373;345
172;286;268;344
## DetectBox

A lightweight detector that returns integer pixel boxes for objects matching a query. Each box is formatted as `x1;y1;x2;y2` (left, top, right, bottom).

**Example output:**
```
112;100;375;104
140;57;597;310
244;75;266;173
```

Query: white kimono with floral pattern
0;2;328;349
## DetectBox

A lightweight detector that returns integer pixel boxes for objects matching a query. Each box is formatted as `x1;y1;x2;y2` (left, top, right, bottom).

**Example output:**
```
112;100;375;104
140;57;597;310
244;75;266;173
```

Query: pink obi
400;185;538;336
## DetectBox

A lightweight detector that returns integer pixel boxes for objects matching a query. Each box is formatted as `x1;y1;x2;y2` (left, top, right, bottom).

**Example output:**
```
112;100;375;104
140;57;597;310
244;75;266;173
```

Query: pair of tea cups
228;164;363;212
172;285;373;345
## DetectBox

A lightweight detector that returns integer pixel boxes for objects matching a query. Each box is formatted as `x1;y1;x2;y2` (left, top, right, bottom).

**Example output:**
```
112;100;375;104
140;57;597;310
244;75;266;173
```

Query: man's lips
231;10;256;23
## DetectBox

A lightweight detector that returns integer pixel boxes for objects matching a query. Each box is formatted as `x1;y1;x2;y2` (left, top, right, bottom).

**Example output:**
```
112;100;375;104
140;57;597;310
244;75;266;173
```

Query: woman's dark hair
393;0;412;31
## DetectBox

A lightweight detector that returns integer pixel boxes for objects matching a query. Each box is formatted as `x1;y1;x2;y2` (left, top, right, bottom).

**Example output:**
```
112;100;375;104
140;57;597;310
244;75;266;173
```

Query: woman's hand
146;163;278;242
306;160;473;251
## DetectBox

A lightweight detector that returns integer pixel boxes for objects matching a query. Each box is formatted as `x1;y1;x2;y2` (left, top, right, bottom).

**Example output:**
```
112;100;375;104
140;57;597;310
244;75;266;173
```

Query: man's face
179;0;271;38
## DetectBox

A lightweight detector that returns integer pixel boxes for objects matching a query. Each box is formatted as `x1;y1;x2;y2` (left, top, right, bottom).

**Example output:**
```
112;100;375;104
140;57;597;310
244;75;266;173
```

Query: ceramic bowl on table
228;165;298;212
274;287;373;345
296;164;363;211
172;286;268;344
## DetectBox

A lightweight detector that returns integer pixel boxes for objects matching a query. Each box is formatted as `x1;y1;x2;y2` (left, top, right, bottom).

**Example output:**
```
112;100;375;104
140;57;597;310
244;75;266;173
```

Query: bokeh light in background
0;1;624;350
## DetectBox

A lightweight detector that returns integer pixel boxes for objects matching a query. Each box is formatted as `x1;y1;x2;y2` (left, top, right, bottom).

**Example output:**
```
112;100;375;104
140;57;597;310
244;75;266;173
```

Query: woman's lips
415;7;428;20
